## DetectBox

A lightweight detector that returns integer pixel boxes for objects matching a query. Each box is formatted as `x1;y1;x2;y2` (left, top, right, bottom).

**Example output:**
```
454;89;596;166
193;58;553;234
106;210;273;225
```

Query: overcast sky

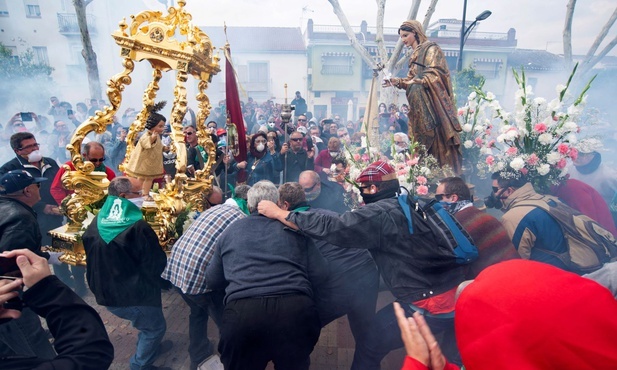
141;0;616;56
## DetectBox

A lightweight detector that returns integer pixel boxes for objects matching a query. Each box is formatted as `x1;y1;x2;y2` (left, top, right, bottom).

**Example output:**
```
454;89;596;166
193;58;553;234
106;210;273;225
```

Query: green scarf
96;196;144;243
227;183;250;215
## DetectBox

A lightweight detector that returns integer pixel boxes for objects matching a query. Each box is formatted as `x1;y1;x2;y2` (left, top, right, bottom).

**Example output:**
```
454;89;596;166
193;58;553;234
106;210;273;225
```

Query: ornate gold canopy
54;1;220;264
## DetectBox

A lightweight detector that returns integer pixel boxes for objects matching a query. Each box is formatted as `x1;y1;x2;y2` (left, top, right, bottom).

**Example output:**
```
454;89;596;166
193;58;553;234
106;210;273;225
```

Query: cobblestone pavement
78;288;406;370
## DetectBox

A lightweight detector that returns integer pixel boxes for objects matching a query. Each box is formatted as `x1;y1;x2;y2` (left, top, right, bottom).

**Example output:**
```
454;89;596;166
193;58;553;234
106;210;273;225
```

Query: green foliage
453;68;485;108
0;43;54;112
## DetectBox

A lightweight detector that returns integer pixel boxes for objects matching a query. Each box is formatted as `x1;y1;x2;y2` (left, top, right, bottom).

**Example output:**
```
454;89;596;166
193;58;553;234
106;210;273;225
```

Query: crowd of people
1;17;617;366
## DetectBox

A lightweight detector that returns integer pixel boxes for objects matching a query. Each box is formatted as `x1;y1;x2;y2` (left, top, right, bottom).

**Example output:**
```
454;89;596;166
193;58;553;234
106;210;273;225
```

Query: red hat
456;260;617;369
356;160;397;183
216;128;226;136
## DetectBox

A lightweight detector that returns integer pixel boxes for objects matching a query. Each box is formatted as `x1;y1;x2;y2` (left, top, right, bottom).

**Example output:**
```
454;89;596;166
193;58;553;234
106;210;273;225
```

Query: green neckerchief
96;196;144;243
196;145;208;162
235;198;250;215
291;202;310;213
94;163;106;172
227;183;249;215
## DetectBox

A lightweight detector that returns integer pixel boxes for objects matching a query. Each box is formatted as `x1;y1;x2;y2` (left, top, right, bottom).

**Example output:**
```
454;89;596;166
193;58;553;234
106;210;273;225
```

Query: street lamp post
456;3;492;72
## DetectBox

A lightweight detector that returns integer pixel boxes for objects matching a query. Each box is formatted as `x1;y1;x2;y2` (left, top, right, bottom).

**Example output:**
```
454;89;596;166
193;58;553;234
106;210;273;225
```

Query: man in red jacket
50;141;115;296
50;141;115;206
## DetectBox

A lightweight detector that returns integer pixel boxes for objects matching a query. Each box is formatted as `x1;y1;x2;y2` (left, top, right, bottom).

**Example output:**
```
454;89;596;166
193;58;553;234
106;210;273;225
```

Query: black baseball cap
0;170;46;195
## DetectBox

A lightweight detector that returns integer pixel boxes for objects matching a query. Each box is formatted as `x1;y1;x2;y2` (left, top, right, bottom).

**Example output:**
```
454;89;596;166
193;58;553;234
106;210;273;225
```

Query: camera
483;192;503;209
20;112;33;122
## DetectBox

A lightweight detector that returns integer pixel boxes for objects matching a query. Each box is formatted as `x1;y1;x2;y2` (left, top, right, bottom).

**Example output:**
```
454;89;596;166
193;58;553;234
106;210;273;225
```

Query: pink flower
568;147;578;161
475;137;483;146
397;169;407;177
534;123;547;133
506;147;518;156
353;153;361;161
486;156;495;165
416;176;427;185
407;156;419;166
553;115;559;121
556;158;567;169
458;108;465;116
488;140;496;148
416;185;429;196
527;153;540;166
361;154;370;162
557;143;569;155
520;168;529;176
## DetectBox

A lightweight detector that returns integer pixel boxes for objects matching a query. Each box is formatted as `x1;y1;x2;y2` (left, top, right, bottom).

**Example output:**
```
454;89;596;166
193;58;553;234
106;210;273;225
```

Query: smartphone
67;109;74;116
0;256;21;278
20;112;33;122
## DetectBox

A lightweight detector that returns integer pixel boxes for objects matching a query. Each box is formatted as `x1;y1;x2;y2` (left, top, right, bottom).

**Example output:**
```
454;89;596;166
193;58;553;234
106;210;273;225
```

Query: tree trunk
73;0;102;100
563;0;577;69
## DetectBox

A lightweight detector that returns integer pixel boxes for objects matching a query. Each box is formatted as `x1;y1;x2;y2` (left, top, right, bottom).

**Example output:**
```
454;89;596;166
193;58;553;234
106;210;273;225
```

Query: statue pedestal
48;224;86;266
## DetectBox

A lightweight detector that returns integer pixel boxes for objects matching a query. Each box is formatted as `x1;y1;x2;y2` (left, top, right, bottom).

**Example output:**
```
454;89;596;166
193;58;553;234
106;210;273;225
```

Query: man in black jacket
299;170;350;214
0;170;58;361
0;132;62;246
280;131;314;183
259;161;466;369
83;176;172;370
0;248;114;370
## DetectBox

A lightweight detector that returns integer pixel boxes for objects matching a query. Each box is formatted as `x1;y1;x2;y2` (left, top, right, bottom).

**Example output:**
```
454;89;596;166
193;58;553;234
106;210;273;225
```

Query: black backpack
398;190;478;265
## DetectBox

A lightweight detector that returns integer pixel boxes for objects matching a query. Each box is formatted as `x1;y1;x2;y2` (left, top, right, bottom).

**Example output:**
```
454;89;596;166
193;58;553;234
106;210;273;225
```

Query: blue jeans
351;302;461;369
0;307;56;360
107;305;167;370
179;289;225;370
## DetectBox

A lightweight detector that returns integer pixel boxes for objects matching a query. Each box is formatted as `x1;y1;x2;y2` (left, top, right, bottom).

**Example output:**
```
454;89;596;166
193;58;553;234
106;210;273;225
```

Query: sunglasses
298;119;307;122
303;183;318;193
290;138;303;142
434;193;451;201
89;157;106;163
185;132;194;136
18;143;40;151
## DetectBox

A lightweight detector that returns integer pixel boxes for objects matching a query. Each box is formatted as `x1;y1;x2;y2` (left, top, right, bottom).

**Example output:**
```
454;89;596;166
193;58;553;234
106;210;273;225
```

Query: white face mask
256;143;265;152
329;151;339;157
27;150;43;163
127;196;144;209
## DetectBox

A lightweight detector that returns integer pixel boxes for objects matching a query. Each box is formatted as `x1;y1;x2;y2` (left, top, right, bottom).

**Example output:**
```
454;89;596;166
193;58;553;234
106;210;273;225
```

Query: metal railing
57;13;97;34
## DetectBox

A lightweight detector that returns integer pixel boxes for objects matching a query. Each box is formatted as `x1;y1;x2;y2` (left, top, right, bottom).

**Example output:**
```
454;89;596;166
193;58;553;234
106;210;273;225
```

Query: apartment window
0;0;9;16
248;62;268;83
32;46;49;65
24;0;41;18
5;46;19;64
321;52;355;75
472;58;503;79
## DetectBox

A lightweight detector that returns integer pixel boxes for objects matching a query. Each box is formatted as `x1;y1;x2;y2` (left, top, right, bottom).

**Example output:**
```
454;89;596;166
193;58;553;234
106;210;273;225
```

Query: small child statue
124;101;167;201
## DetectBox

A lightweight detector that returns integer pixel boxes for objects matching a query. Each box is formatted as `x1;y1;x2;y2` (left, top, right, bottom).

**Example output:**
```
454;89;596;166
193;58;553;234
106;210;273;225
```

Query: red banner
225;44;247;182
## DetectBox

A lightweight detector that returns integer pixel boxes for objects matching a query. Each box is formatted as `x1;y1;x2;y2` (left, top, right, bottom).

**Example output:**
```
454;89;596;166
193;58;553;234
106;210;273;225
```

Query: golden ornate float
49;1;220;265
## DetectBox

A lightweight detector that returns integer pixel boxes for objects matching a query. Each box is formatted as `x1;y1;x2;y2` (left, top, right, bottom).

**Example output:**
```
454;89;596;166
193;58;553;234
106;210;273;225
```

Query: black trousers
218;294;321;370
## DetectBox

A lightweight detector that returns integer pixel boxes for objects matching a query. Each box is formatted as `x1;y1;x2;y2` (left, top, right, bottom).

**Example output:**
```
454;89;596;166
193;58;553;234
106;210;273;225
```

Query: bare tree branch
580;34;617;76
583;7;617;61
376;0;388;66
563;0;577;69
422;0;439;30
327;0;378;68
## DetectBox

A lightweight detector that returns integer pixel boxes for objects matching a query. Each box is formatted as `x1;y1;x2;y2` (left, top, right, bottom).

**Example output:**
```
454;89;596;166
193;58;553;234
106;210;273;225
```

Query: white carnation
510;157;526;171
464;140;473;149
505;129;519;141
555;84;567;95
537;163;551;175
546;152;561;164
462;124;473;133
538;133;553;145
566;133;578;144
533;97;547;107
486;92;496;100
563;121;578;132
468;91;477;100
496;134;506;143
547;98;562;112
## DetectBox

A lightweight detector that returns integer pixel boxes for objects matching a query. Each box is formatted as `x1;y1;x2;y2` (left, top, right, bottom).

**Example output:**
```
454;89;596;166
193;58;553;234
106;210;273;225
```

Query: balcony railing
57;13;97;35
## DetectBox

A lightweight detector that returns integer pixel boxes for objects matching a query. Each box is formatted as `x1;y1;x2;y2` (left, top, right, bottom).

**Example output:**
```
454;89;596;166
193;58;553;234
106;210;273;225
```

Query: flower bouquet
476;63;595;194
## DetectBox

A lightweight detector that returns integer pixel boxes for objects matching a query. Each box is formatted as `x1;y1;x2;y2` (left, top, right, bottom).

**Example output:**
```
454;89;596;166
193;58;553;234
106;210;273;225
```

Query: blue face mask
439;200;457;214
